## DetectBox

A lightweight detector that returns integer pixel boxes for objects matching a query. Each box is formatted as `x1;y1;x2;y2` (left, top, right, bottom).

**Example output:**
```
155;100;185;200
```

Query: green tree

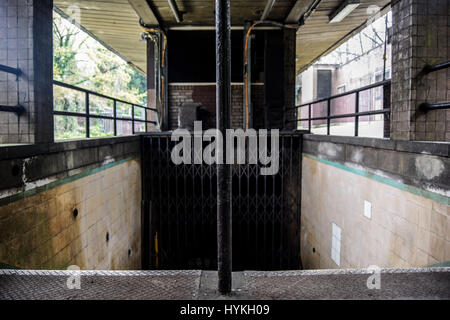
53;11;147;140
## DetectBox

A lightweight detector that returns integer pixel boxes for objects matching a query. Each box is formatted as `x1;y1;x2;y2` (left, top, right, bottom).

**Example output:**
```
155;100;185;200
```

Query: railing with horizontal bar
0;64;26;116
53;80;158;139
287;80;391;137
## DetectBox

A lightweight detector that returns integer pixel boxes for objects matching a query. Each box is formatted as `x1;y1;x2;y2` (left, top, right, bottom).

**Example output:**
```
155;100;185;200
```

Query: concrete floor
0;268;449;300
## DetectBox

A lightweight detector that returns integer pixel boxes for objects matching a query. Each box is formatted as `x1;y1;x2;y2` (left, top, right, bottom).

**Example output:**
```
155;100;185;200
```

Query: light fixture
329;0;360;23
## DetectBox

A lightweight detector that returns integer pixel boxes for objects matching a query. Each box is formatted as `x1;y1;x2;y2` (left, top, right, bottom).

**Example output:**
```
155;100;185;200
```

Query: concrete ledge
302;135;449;196
303;134;449;157
0;135;141;161
0;136;141;193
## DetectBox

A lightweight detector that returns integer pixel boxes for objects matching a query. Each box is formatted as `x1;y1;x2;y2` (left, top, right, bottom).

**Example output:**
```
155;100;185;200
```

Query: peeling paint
21;158;33;184
23;177;59;193
345;161;450;199
318;142;342;158
350;150;363;163
415;156;445;180
102;156;115;166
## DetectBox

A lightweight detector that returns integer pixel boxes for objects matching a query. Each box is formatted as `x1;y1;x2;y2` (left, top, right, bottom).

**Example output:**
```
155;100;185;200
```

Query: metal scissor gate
142;133;303;271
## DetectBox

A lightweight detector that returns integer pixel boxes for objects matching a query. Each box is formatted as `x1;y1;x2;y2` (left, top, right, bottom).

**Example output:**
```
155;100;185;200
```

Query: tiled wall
0;0;35;144
0;158;142;270
301;155;449;270
391;0;449;141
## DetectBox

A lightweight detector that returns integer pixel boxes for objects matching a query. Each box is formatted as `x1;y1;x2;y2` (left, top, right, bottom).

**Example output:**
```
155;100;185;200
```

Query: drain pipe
216;0;232;295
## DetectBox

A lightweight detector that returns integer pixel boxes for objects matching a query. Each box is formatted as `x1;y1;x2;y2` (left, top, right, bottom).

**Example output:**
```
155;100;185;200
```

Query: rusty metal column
215;0;232;294
147;39;157;127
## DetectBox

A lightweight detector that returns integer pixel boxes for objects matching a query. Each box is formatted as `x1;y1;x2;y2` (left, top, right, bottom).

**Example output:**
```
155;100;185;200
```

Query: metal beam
128;0;160;25
215;0;232;295
168;0;183;23
261;0;276;21
285;0;316;24
168;25;281;30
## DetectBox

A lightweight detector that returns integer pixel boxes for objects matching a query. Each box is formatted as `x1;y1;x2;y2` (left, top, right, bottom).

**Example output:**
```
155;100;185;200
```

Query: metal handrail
289;79;391;109
419;102;450;113
290;80;391;136
54;80;157;112
422;61;450;74
0;64;22;77
418;61;450;113
0;104;26;115
294;109;392;122
53;80;158;138
0;64;24;116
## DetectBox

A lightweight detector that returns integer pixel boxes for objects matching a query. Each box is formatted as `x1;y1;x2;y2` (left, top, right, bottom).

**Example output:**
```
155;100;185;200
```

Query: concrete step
0;268;449;300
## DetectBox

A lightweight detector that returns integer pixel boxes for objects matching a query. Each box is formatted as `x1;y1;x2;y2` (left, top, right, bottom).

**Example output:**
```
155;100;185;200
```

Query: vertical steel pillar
243;21;252;129
147;39;157;129
155;35;162;128
215;0;232;294
34;0;54;143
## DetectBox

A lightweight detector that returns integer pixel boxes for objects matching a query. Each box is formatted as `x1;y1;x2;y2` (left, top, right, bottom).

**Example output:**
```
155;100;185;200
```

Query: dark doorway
142;133;303;271
317;69;332;99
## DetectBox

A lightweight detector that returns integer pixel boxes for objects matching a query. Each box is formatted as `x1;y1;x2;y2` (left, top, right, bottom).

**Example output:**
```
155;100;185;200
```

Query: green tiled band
303;154;449;206
0;157;136;207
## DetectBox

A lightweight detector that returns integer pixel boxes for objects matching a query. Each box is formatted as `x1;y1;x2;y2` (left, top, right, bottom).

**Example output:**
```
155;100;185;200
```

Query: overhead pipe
168;0;183;23
215;0;232;295
261;0;276;21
